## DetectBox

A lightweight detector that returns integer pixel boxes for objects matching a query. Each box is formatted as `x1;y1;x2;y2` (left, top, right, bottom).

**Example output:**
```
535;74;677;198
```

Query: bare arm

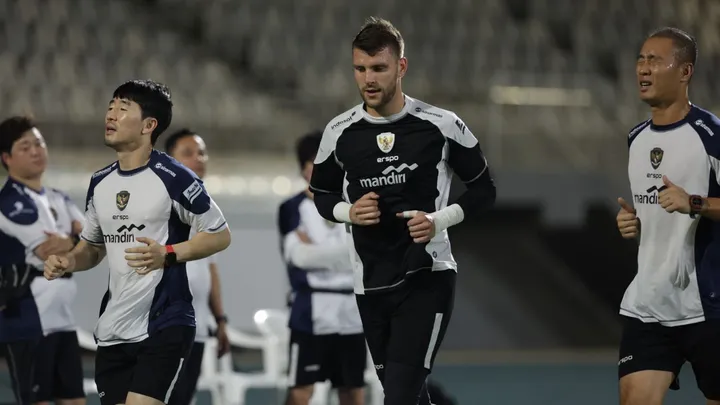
67;240;107;272
208;262;226;319
173;228;231;263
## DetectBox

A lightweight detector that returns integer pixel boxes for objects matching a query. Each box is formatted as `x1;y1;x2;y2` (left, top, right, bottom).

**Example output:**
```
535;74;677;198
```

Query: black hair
648;27;698;67
296;131;322;170
164;128;196;155
352;16;404;58
0;116;36;169
112;79;173;146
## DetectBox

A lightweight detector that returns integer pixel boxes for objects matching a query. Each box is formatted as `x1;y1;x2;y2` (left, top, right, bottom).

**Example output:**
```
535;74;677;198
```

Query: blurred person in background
43;79;231;405
309;17;495;405
164;128;230;405
0;116;85;405
278;131;366;405
616;27;720;405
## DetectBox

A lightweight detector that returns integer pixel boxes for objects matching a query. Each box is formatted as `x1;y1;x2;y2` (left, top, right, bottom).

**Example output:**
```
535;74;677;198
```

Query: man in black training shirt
309;17;496;405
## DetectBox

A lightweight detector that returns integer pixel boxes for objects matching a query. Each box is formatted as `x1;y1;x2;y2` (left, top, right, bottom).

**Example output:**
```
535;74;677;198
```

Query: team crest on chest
116;190;130;211
650;147;664;170
376;132;395;153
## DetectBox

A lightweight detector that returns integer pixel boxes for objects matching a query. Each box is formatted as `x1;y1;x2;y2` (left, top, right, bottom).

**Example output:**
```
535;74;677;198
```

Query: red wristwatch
164;245;177;267
689;195;704;218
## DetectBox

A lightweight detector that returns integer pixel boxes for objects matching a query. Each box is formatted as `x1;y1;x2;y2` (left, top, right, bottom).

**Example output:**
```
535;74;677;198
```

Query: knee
286;385;314;405
382;361;429;405
619;373;669;405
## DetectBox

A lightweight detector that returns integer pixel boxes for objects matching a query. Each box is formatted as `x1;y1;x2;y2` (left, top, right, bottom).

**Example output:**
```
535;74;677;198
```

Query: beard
361;80;398;110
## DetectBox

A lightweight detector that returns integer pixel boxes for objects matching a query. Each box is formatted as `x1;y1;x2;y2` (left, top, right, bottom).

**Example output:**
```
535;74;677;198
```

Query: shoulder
279;192;306;216
408;97;468;140
148;150;203;199
689;106;720;138
323;104;364;138
0;180;38;225
49;187;72;202
687;106;720;156
278;192;306;234
88;161;119;192
627;119;652;148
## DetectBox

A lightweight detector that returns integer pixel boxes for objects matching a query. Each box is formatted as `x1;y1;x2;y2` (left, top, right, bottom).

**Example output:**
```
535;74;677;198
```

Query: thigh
2;339;39;405
131;325;196;404
617;317;684;385
53;331;85;400
33;333;59;402
95;343;137;405
168;341;205;405
287;329;326;387
683;319;720;400
387;271;455;370
355;293;392;376
329;333;367;389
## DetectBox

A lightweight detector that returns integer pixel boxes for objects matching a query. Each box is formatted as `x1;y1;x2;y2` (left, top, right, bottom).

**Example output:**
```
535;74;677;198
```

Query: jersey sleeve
310;126;348;222
79;180;105;246
278;197;301;263
441;114;496;216
0;198;47;255
171;176;227;234
65;197;85;224
444;115;489;183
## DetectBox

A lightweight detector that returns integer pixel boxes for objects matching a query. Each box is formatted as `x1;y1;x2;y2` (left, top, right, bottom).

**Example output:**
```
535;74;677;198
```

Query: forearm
208;264;225;319
313;193;351;223
289;243;349;270
173;228;231;263
68;240;106;272
699;197;720;220
432;171;496;231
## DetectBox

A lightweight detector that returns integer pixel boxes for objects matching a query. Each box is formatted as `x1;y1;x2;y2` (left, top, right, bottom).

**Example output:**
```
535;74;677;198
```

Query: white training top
621;105;720;327
80;150;227;346
0;178;83;340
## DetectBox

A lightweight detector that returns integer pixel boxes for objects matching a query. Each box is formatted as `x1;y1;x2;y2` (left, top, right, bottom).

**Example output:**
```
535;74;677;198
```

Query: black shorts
94;326;195;405
0;338;39;405
167;341;205;405
618;316;720;400
288;330;366;389
357;270;454;373
34;331;85;401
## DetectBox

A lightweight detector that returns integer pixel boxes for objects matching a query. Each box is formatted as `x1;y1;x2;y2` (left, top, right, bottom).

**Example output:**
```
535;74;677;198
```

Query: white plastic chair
214;311;290;405
194;337;223;405
75;329;98;395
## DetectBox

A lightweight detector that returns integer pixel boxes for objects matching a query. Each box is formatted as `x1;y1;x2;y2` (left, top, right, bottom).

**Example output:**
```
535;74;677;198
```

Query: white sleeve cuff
333;202;352;223
429;204;465;232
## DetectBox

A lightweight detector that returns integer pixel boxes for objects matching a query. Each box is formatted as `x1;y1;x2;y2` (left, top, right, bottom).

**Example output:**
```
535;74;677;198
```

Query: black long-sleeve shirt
310;96;496;294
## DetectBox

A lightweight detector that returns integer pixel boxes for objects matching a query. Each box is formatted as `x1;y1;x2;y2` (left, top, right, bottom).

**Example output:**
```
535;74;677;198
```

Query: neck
117;146;152;171
367;90;405;117
9;173;43;192
651;95;691;126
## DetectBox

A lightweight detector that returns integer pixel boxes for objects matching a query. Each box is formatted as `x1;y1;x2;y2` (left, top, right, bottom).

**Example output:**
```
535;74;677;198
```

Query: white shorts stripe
163;357;185;404
423;313;444;369
288;342;300;387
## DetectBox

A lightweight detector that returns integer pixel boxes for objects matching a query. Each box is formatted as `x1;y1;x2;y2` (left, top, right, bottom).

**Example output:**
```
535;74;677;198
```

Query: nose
637;61;651;76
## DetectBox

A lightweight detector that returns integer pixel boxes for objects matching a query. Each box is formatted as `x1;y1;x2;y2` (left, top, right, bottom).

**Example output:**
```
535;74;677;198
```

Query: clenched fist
44;254;74;280
350;192;381;226
617;197;640;240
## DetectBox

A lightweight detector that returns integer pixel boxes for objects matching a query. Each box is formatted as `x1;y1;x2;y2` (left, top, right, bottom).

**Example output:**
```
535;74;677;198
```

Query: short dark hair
164;128;196;155
0;116;36;169
352;17;404;58
296;131;322;169
648;27;698;66
112;79;173;146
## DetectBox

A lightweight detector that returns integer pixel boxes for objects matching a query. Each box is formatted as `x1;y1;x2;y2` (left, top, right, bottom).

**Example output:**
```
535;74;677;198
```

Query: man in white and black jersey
43;80;231;405
279;132;365;405
165;129;230;405
309;17;496;405
616;27;720;405
0;116;86;405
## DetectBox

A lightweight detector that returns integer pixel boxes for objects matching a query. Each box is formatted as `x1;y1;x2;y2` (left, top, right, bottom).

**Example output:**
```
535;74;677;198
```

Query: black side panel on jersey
335;115;446;291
